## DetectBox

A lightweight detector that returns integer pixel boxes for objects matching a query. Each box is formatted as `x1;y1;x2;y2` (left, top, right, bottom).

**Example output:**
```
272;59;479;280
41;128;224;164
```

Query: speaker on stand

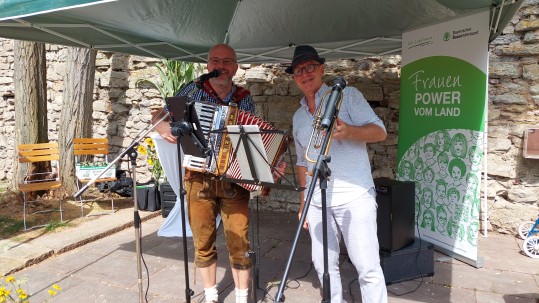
374;177;415;252
374;177;434;284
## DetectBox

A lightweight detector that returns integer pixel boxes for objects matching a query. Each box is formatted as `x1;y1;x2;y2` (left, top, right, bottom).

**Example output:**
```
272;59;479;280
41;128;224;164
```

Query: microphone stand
74;113;170;303
168;98;210;303
274;100;341;303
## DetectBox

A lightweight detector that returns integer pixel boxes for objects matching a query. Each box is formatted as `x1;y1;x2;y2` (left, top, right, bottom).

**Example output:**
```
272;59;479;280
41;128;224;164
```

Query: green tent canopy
0;0;523;63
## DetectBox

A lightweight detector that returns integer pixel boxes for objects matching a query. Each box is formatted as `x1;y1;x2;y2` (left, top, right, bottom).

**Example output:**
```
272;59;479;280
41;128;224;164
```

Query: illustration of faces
447;187;460;207
448;217;460;239
435;130;451;153
468;145;483;167
467;222;479;246
422;187;434;209
423;167;435;184
437;152;449;175
457;223;466;241
398;160;414;180
414;158;424;180
448;158;467;184
436;179;448;201
450;133;468;158
414;181;422;205
421;209;435;232
436;205;448;234
423;143;436;163
465;193;480;219
466;173;479;194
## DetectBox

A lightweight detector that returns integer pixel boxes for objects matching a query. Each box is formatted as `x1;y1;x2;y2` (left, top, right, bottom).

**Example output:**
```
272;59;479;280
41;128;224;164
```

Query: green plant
144;59;204;98
137;138;163;182
0;216;24;237
0;275;61;302
44;221;70;232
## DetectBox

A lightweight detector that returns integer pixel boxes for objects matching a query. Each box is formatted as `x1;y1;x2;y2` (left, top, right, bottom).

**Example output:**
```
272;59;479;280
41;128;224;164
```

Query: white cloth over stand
153;133;221;237
152;133;192;237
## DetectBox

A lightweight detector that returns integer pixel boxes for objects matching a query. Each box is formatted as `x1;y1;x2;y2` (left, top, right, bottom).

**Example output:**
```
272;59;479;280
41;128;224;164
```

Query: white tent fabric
0;0;522;63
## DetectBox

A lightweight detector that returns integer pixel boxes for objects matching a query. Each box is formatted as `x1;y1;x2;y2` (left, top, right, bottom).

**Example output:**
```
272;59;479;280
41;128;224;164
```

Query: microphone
199;69;221;82
321;77;347;129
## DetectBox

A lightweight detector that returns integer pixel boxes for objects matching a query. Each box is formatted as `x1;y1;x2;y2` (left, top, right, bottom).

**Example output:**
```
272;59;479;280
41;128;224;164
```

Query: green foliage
44;221;70;232
0;216;24;236
145;60;204;98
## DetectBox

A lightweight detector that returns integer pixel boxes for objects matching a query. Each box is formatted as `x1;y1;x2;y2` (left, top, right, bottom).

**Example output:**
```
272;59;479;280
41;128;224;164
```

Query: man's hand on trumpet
331;117;348;140
332;117;387;143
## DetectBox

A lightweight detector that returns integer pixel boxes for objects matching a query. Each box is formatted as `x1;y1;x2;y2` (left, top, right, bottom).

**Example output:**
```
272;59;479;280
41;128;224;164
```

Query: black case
136;182;161;212
379;238;434;285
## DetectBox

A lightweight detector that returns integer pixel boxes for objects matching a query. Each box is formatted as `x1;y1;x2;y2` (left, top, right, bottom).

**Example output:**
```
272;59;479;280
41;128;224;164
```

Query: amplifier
374;177;415;252
380;238;434;285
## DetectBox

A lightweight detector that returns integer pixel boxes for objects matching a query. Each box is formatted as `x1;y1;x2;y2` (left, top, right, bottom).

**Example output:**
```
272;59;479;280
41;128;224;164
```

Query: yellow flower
52;284;61;290
17;289;27;299
5;276;14;283
137;145;147;155
145;137;155;147
142;136;163;181
48;289;57;296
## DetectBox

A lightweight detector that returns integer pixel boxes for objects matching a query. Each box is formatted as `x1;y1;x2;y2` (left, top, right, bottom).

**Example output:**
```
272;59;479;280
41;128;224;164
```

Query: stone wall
1;1;538;233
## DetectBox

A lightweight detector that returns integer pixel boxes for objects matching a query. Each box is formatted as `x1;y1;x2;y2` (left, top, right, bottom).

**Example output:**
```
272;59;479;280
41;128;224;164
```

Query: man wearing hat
289;45;388;303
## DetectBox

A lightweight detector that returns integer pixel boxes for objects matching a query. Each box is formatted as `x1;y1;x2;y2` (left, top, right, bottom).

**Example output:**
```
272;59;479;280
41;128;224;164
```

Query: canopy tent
0;0;523;63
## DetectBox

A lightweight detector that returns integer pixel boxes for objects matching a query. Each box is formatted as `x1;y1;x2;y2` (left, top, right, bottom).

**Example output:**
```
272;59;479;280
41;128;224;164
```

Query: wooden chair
17;142;63;230
74;138;117;216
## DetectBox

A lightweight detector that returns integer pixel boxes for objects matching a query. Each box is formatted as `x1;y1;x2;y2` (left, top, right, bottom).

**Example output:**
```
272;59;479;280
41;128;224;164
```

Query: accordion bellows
183;101;287;192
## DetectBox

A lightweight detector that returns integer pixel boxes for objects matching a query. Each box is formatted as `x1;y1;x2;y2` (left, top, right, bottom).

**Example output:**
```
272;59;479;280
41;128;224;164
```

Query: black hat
285;45;326;74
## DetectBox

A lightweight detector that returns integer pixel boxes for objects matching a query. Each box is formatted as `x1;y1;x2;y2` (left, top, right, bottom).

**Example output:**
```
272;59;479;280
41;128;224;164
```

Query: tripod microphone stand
165;97;211;303
273;138;333;303
74;113;170;303
274;78;345;303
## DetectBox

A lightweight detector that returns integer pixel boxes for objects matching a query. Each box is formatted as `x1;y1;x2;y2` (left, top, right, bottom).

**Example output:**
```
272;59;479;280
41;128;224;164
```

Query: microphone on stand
320;77;347;129
199;69;221;82
196;69;221;89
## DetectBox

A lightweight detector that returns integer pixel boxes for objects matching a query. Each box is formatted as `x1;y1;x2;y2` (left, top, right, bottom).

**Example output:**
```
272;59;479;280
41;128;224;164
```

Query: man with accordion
154;43;254;303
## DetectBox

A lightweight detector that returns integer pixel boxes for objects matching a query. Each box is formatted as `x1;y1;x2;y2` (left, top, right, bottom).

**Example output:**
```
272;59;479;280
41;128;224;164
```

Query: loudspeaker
374;177;415;252
159;181;177;218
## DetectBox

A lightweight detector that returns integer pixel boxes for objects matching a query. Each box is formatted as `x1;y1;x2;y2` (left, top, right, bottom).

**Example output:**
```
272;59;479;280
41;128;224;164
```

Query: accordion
182;101;288;192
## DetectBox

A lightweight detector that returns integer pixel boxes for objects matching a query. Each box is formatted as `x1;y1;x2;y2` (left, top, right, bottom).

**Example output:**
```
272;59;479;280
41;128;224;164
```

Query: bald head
208;44;237;61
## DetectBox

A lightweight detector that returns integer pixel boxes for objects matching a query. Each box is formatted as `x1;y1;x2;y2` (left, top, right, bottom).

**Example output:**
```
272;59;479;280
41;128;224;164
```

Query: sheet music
227;125;274;184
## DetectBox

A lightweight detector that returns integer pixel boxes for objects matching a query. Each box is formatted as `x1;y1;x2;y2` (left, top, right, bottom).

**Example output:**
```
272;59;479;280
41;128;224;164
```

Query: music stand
165;95;208;158
215;125;300;303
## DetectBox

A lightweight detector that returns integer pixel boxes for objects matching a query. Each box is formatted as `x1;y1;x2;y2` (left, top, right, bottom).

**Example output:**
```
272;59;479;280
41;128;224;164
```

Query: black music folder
165;96;206;157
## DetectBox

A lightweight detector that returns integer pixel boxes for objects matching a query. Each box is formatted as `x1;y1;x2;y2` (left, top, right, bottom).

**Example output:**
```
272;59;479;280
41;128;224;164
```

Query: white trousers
306;188;387;303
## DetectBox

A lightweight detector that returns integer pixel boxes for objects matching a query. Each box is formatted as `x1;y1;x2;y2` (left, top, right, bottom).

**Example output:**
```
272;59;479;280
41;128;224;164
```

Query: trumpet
305;77;347;163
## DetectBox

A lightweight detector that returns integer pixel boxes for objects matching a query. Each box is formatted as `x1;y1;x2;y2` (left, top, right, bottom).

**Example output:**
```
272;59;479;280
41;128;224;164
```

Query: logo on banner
443;32;451;41
450;27;480;40
407;35;434;49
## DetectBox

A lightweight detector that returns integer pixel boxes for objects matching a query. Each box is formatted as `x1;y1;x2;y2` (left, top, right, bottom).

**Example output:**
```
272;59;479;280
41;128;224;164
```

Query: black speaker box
374;177;415;252
380;238;434;285
159;181;177;218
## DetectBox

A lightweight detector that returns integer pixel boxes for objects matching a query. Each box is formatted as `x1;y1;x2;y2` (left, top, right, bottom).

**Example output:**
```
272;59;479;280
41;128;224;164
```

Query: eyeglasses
293;63;320;77
208;57;236;66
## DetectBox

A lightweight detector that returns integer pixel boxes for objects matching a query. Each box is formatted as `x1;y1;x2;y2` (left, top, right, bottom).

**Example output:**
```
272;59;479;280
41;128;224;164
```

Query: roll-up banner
397;10;489;267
